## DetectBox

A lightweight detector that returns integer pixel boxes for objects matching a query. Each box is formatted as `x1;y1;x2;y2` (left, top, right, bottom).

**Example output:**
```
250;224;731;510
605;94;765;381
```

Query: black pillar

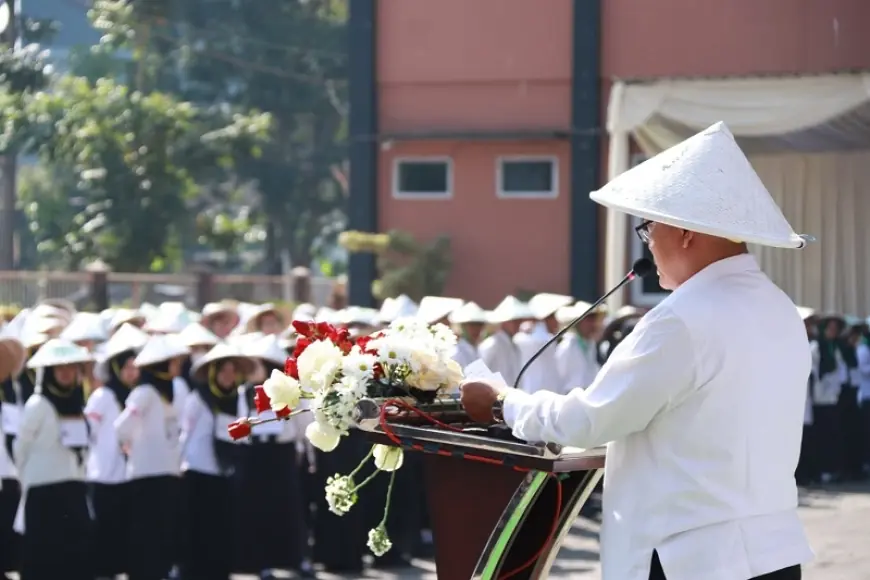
569;0;602;301
347;0;378;307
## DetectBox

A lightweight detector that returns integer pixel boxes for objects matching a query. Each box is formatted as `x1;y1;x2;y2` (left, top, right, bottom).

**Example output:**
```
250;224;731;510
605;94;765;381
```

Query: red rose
292;320;314;337
253;386;271;414
293;337;311;358
284;357;299;379
228;418;252;441
316;321;333;337
275;406;292;418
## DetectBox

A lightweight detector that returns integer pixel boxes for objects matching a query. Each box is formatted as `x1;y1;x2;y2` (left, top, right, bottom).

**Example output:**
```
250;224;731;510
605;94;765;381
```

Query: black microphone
512;257;655;389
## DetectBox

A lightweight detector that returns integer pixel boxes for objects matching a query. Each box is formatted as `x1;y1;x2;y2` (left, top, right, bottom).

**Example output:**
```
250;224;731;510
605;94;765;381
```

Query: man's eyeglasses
635;220;653;244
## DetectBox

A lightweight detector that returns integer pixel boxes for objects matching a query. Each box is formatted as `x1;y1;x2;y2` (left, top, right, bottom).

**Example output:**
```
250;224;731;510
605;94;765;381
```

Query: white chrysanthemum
262;369;302;411
325;474;357;515
373;444;404;472
367;524;393;557
296;339;345;391
342;349;378;381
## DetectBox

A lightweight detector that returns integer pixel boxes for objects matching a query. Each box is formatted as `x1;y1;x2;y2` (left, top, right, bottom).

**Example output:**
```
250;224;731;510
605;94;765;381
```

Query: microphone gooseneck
512;258;654;390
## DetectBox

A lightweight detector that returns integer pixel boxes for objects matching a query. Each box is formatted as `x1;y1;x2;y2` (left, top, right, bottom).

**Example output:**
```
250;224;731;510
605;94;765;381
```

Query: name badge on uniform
59;418;89;448
1;405;21;435
251;410;284;436
214;413;238;443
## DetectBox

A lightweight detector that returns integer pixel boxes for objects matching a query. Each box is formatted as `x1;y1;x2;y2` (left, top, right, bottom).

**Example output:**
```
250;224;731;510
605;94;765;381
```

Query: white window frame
391;157;453;200
495;156;559;199
627;153;669;307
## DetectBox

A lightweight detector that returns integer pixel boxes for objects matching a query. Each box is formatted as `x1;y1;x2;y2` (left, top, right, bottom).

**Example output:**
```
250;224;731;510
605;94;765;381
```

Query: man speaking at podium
460;122;813;580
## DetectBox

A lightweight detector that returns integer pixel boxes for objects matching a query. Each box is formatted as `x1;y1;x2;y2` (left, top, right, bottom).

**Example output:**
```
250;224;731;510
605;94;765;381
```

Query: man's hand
459;379;504;424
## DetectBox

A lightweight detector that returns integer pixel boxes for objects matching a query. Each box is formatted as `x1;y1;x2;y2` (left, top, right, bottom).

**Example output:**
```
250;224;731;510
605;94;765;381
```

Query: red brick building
348;0;870;314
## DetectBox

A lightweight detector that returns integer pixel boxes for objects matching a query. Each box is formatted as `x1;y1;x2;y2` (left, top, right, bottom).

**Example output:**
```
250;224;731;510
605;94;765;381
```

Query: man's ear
681;230;694;249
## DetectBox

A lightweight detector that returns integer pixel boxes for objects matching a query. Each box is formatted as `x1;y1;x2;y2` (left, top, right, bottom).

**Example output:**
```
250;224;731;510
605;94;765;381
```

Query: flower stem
380;470;397;526
349;447;375;479
350;469;381;494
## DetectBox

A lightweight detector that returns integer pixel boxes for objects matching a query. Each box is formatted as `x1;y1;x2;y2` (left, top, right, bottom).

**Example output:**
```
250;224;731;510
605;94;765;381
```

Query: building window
496;157;558;199
392;158;452;199
627;154;669;306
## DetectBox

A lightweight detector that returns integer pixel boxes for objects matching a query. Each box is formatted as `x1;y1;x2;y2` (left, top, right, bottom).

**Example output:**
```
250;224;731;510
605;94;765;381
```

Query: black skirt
311;431;368;573
88;481;130;576
21;480;92;580
0;478;21;573
126;475;180;580
180;470;234;580
234;441;307;573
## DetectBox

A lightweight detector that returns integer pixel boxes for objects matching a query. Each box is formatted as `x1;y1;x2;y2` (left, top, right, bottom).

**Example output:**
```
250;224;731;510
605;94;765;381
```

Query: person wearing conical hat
514;293;574;394
0;334;25;577
378;294;419;326
60;311;110;399
814;314;847;484
2;331;51;466
552;300;608;393
201;301;240;340
598;305;644;363
837;317;865;481
236;335;316;579
795;307;820;486
461;122;816;580
177;322;221;397
179;343;253;580
115;334;190;580
109;308;146;335
856;316;870;477
415;296;463;327
448;302;489;369
478;296;533;387
84;323;148;579
245;303;285;336
14;339;93;579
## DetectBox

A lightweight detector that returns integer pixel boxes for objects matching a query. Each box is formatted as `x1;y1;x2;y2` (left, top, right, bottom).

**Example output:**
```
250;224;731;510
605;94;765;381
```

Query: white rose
305;420;341;452
262;369;302;411
296;339;345;391
372;444;404;472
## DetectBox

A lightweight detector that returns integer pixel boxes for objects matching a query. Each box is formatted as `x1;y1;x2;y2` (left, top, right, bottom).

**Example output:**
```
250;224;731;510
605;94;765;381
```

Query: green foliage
339;230;452;301
2;75;271;271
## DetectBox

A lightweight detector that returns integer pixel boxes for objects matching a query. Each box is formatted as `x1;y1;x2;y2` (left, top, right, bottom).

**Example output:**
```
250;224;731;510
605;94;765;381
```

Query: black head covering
139;361;175;403
104;349;137;407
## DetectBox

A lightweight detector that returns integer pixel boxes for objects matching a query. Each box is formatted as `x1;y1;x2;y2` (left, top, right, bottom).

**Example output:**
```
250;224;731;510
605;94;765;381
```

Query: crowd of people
0;291;856;579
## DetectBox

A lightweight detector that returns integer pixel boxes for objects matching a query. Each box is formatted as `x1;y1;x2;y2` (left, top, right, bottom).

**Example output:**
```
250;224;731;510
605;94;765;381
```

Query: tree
89;0;350;272
339;230;452;301
0;74;271;271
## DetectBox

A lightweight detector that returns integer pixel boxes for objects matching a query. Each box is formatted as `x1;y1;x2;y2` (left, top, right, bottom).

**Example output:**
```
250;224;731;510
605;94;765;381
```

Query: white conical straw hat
487;296;534;324
178;322;220;349
416;296;464;325
379;294;419;323
190;342;253;381
244;334;288;368
528;293;574;320
134;334;190;368
448;301;489;325
60;312;109;344
590;122;812;249
26;338;93;369
102;323;150;361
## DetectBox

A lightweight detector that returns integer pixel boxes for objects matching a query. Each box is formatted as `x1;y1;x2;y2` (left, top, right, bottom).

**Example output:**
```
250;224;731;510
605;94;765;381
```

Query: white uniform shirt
855;341;870;403
14;395;87;488
180;390;242;476
555;333;600;392
84;387;127;484
504;255;813;580
478;331;522;388
451;338;479;370
813;344;845;406
514;323;564;394
1;380;24;439
114;384;181;479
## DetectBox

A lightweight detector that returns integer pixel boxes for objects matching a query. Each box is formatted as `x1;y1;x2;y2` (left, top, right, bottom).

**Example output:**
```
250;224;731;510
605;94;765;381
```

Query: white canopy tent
604;73;870;315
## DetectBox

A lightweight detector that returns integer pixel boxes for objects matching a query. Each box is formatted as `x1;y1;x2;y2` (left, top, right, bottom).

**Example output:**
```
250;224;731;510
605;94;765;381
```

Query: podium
353;399;605;580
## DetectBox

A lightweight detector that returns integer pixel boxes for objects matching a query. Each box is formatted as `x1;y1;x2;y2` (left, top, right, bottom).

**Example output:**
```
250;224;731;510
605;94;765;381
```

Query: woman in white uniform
238;334;316;579
179;343;251;579
115;334;189;580
14;339;93;580
0;334;26;577
85;323;148;579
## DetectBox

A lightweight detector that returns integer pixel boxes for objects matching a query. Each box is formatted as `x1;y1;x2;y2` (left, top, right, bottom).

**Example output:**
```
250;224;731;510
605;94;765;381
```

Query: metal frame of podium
354;399;605;580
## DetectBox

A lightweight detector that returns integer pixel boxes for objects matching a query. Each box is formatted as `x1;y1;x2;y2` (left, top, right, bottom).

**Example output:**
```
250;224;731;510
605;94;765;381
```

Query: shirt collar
668;253;760;299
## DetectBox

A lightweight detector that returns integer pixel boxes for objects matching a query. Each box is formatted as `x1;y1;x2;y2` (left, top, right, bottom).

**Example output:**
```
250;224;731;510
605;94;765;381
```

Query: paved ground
290;481;870;579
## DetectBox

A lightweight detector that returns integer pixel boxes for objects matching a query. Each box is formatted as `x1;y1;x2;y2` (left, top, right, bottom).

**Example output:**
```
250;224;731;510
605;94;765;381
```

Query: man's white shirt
503;254;813;580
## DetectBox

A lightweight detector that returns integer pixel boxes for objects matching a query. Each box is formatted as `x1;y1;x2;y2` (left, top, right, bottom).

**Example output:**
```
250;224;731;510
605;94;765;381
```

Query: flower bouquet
228;317;465;556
